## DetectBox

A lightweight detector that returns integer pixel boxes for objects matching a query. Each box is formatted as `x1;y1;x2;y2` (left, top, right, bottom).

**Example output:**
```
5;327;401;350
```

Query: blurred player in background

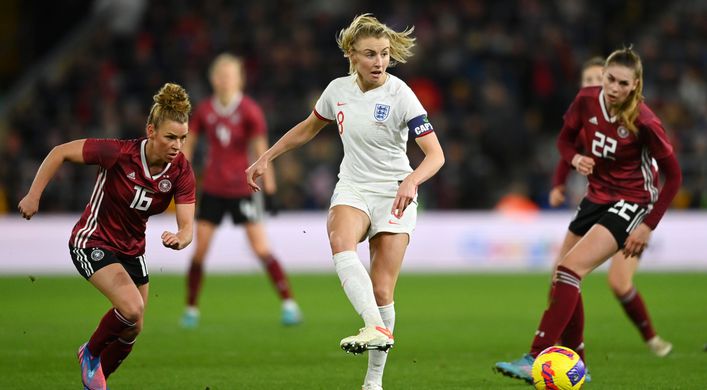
18;83;196;390
548;57;672;368
495;47;682;384
246;14;444;390
181;53;302;328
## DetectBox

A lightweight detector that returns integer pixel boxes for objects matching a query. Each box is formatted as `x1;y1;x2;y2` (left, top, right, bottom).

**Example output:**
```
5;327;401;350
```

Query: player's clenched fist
18;195;40;220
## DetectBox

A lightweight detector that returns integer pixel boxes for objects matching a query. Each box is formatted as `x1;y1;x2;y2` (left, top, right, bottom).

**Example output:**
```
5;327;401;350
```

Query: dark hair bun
154;83;191;115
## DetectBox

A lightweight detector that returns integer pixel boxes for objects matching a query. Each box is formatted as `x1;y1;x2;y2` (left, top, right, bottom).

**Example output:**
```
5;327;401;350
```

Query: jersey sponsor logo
589;116;598;125
90;249;105;261
374;103;391;121
388;219;400;225
127;171;136;180
336;102;347;106
158;179;172;193
617;126;630;138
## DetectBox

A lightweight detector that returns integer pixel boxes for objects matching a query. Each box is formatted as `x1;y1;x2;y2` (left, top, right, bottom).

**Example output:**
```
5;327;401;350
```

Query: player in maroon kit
18;83;196;390
180;53;301;328
547;57;672;368
495;47;682;384
549;57;606;208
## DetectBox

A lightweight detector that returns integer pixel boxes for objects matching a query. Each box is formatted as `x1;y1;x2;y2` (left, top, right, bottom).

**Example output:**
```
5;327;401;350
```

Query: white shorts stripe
138;255;148;277
626;208;647;233
73;248;91;276
76;248;94;277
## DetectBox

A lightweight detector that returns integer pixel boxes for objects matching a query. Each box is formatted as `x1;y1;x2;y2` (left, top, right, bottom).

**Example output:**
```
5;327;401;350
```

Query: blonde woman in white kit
246;13;444;390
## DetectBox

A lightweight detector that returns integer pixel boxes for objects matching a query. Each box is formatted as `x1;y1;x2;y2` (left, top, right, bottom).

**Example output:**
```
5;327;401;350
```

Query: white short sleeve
314;80;337;121
399;84;427;124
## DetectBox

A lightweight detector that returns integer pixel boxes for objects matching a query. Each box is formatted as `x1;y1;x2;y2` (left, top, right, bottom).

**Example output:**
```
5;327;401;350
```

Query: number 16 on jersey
130;185;154;211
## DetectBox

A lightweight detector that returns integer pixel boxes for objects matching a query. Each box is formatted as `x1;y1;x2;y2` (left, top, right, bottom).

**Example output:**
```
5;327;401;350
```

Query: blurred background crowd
0;0;704;213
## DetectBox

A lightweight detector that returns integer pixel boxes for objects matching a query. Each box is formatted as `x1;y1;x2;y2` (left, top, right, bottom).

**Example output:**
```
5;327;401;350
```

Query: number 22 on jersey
591;132;617;160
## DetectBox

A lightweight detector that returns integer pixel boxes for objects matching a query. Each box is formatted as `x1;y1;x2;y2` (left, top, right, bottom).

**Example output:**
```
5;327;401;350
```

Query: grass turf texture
1;272;705;389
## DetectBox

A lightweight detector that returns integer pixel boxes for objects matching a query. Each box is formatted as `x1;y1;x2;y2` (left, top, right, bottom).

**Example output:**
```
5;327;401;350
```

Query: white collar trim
212;93;243;116
599;89;618;123
140;139;171;180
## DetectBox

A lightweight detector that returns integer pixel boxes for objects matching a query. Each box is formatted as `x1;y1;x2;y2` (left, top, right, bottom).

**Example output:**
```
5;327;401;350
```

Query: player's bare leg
182;220;217;328
550;231;583;283
246;221;302;325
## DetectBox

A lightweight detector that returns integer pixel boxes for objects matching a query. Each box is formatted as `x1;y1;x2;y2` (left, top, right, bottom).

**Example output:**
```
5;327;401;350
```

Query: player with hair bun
18;83;196;390
246;14;445;390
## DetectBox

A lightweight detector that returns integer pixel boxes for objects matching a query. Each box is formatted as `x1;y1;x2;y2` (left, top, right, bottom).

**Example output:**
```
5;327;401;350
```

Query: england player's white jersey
314;73;426;185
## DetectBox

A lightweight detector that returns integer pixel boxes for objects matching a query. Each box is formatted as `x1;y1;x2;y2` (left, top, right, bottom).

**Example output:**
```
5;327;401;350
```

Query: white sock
365;302;396;386
333;251;383;327
185;306;199;316
282;299;300;313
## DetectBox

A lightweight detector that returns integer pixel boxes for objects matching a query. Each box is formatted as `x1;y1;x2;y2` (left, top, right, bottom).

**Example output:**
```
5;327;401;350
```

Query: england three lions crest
374;104;391;121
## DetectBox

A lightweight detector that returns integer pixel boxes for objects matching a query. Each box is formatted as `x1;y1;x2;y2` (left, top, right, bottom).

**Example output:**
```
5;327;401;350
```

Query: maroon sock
560;294;586;363
530;266;582;357
101;337;135;379
87;309;136;356
187;261;204;307
263;255;292;300
618;287;656;341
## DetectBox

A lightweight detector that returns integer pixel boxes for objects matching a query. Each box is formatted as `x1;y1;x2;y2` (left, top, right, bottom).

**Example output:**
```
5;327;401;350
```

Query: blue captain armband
407;114;434;138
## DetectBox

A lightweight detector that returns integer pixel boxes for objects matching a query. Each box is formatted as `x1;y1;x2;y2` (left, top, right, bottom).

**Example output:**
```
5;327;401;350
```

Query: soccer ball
532;346;586;390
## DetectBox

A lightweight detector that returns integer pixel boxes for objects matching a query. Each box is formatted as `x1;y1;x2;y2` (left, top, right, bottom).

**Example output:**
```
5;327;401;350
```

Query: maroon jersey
552;129;585;187
552;127;659;188
70;138;196;256
557;86;673;206
190;95;266;197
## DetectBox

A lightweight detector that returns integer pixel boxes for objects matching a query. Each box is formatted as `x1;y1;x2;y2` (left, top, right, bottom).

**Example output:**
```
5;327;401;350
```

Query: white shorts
329;179;417;240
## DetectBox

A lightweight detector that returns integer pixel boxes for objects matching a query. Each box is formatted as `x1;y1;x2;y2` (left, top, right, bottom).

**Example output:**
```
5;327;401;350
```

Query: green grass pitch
1;272;706;389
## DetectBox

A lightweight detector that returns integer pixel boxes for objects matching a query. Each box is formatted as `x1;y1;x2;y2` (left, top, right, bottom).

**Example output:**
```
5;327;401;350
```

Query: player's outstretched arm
162;202;195;250
18;139;86;220
246;112;328;192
